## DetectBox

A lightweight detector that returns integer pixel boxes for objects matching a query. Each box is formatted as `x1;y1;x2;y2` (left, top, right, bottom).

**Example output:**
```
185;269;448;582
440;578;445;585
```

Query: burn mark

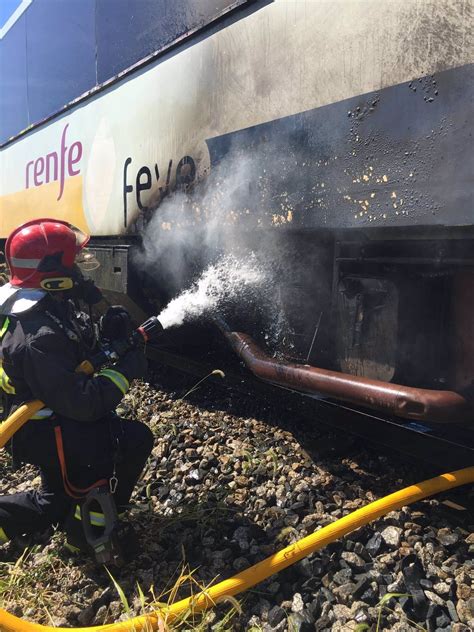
205;63;473;230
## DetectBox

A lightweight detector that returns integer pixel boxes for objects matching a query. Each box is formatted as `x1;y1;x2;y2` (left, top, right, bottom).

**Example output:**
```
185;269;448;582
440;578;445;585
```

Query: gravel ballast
0;370;473;631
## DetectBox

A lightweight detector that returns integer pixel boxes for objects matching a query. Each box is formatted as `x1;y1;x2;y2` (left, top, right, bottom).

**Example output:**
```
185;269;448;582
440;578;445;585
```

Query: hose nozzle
85;315;164;373
136;315;164;342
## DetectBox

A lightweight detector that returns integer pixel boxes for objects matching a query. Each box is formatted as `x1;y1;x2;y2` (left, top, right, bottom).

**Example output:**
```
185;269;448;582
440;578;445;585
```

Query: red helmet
5;218;90;290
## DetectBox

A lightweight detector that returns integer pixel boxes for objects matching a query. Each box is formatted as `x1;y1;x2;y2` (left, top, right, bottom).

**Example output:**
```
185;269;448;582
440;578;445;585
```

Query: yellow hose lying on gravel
0;466;473;631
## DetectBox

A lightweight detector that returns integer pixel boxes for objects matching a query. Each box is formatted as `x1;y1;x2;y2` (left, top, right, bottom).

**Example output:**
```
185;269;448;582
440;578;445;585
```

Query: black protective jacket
1;295;127;422
0;290;153;540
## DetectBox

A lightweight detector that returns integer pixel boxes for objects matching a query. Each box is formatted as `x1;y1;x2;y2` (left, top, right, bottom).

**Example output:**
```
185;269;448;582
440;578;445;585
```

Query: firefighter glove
115;347;148;382
101;305;133;341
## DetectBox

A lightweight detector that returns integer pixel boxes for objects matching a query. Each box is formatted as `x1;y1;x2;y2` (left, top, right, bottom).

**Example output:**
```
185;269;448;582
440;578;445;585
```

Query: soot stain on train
130;144;299;350
125;64;473;396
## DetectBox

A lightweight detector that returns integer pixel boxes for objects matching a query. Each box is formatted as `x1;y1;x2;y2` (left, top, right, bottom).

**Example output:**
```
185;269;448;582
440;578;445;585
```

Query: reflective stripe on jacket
0;361;15;395
97;369;130;396
1;296;127;423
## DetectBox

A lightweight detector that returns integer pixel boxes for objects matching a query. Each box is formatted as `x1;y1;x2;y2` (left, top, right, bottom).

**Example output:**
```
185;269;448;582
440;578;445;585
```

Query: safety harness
0;301;125;563
53;424;109;499
43;309;124;562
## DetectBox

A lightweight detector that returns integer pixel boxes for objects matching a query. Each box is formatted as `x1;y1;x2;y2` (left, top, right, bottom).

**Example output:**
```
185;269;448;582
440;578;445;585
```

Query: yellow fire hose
0;361;94;450
0;401;47;449
0;465;472;631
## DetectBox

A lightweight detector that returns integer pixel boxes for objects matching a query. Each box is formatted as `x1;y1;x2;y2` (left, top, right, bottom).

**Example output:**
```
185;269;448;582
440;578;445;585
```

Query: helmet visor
70;225;89;250
75;249;100;272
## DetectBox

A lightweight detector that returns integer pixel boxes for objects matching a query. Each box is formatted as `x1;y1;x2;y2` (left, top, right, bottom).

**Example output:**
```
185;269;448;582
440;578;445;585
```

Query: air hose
0;466;472;631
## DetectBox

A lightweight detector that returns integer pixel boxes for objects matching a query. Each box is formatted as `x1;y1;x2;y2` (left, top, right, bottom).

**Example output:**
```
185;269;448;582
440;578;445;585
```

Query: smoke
133;150;263;290
132;148;287;339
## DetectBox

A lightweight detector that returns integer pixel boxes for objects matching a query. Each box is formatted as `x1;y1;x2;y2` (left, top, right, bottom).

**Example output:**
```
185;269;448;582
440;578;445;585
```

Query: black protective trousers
0;414;154;539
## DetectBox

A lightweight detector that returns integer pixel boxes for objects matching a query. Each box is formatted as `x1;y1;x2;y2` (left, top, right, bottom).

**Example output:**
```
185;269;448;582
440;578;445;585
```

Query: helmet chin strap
73;278;104;306
45;266;103;306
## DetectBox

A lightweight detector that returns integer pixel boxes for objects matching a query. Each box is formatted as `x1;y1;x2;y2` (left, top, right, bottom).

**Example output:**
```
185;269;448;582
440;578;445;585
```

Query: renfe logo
25;124;83;201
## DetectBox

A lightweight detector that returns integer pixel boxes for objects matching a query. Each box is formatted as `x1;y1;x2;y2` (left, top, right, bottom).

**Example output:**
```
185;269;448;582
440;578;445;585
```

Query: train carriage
1;0;473;463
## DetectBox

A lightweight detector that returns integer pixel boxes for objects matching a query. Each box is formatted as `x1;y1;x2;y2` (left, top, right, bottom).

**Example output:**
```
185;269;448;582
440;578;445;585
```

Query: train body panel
1;0;473;236
0;0;473;423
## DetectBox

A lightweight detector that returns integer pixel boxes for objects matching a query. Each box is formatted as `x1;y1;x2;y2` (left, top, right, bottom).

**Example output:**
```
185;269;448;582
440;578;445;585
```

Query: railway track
0;340;472;630
145;340;474;474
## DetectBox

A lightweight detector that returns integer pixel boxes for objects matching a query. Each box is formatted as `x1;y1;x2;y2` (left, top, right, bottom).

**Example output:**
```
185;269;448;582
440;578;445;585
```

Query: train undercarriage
87;223;474;468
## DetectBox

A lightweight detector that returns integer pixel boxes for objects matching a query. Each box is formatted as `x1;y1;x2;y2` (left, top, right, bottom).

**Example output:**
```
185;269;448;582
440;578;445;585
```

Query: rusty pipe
216;323;470;424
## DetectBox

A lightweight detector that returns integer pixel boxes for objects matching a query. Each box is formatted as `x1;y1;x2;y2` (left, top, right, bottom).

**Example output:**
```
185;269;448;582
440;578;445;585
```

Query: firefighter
0;218;154;559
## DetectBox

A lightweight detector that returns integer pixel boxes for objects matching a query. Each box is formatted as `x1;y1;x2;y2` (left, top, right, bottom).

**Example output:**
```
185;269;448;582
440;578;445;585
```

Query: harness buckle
109;475;118;494
81;485;124;567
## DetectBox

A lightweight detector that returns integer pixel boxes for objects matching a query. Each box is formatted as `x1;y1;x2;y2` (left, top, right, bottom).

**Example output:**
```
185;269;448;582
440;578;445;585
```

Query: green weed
366;592;428;632
0;546;66;622
177;370;225;403
107;563;242;631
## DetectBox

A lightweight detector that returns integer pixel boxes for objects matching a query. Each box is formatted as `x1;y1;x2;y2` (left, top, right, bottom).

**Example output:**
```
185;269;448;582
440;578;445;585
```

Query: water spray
0;255;267;447
156;254;267;329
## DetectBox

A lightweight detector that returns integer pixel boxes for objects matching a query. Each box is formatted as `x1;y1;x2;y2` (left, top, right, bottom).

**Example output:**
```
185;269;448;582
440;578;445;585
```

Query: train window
26;0;96;124
0;0;251;144
0;13;28;142
96;0;249;82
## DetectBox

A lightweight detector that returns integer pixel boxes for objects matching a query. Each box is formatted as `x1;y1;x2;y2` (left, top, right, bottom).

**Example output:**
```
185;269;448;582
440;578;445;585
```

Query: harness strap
44;309;80;343
54;425;108;499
